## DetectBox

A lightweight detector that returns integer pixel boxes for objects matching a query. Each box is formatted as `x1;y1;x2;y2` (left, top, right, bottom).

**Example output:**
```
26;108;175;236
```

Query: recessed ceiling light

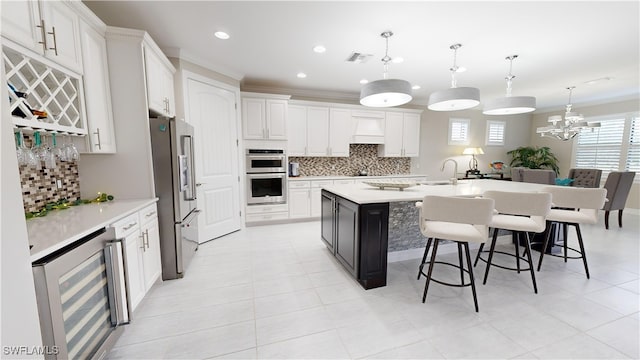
297;72;307;78
313;45;326;53
214;31;230;40
412;85;421;90
360;79;369;84
392;57;404;64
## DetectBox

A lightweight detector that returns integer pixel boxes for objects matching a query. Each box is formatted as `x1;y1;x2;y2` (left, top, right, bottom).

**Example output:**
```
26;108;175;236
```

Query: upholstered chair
537;187;607;278
511;168;556;184
602;171;636;229
568;168;602;188
475;191;552;293
416;196;494;312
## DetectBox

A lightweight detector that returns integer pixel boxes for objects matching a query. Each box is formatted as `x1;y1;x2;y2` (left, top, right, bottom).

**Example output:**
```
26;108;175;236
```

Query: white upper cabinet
287;105;307;156
379;111;421;157
2;0;83;74
306;107;330;156
145;46;175;117
286;104;351;157
241;93;290;140
79;21;115;153
328;108;352;157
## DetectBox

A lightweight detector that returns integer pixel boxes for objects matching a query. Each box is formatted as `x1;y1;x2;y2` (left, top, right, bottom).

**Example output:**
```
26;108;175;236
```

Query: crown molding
162;48;243;81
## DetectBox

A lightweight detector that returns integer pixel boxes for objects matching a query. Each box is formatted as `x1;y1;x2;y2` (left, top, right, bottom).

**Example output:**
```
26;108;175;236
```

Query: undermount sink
422;180;469;186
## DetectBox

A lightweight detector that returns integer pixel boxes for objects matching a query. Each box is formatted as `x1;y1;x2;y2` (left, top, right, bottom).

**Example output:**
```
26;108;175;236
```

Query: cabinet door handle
145;211;156;218
123;222;137;231
93;128;102;150
47;26;58;55
139;234;146;252
144;230;150;249
36;20;48;52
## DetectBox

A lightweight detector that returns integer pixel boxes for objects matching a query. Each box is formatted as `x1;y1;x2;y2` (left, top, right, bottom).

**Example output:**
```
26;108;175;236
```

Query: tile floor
108;213;639;359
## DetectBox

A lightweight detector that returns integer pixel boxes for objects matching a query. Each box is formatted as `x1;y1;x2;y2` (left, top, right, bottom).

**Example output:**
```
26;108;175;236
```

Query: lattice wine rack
4;46;87;135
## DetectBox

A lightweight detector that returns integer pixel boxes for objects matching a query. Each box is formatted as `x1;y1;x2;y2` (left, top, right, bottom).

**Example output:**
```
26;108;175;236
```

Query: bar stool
474;191;552;293
537;187;607;278
416;195;494;312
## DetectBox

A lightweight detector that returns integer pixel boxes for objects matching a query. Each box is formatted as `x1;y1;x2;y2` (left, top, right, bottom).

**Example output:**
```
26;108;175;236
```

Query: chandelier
536;86;600;141
360;31;412;107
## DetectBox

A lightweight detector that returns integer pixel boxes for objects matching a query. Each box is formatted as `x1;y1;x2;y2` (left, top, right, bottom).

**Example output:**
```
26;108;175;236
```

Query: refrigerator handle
182;135;197;201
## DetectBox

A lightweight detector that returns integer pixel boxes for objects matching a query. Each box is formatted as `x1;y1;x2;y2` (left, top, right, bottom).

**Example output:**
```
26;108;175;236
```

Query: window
448;118;470;145
485;120;506;146
573;113;639;179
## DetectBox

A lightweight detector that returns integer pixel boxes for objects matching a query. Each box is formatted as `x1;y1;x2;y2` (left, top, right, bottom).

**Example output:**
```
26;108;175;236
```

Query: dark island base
321;190;389;289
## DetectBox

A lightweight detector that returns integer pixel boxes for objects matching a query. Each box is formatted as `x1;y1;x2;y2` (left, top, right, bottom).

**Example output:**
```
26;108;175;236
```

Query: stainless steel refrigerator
149;117;200;280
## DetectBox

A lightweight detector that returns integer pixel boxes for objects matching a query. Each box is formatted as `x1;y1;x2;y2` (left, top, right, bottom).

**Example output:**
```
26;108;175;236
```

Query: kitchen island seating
416;196;494;312
537;187;607;278
602;171;636;229
474;191;552;294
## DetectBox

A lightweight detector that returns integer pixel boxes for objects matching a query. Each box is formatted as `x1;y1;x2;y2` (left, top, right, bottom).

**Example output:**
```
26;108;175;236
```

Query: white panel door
402;112;421;157
40;1;82;73
1;0;42;54
186;77;241;243
306;107;330;156
242;98;265;139
266;99;287;139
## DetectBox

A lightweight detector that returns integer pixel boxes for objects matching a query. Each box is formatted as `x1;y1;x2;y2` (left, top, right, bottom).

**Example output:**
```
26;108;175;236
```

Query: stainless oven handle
246;172;287;179
105;239;131;326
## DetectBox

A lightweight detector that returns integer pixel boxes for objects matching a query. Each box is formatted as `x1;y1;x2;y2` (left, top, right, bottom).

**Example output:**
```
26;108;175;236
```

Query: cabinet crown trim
241;92;291;100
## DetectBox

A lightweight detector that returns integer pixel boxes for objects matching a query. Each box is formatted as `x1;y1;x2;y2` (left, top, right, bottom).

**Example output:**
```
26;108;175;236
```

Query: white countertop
288;174;429;181
28;198;158;261
322;179;556;204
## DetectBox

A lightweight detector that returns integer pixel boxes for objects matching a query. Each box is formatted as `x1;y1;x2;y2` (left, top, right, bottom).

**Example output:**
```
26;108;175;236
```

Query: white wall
413;108;532;180
1;57;44;358
530;99;640;209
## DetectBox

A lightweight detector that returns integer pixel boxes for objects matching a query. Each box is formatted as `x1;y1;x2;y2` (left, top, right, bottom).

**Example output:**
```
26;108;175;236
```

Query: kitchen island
320;179;553;289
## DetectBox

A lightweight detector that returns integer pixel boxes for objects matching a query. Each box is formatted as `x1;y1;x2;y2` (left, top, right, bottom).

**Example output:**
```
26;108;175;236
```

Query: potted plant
506;146;559;175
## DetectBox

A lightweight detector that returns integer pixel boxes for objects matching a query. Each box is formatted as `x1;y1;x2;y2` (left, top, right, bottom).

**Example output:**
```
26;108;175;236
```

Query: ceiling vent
346;52;373;64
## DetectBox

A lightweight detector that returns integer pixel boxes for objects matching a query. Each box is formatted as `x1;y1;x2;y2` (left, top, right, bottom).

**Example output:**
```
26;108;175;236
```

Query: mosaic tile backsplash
289;144;410;177
17;135;80;213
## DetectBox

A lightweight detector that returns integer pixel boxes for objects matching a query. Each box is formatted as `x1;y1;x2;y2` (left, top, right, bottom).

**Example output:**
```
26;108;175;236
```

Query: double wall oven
246;149;287;205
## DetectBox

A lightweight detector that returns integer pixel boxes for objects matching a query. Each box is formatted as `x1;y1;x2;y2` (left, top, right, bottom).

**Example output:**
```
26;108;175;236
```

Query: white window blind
626;115;640;172
448;118;470;145
485;120;506;146
574;113;639;179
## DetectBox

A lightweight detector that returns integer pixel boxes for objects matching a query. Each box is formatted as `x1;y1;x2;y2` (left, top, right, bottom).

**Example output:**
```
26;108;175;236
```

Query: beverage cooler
32;228;130;359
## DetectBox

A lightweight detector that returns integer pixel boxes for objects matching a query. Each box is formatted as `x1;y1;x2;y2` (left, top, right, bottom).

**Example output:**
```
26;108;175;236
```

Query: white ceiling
83;1;639;112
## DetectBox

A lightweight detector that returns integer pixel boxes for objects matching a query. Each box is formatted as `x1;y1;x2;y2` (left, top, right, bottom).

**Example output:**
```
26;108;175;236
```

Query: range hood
350;110;385;144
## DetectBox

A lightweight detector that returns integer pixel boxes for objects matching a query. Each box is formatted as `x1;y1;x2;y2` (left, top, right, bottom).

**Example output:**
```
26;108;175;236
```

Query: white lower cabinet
111;202;160;312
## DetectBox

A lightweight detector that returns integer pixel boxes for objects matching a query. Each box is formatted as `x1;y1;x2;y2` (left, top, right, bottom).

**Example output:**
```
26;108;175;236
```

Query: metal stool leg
422;239;440;303
523;232;538;293
463;242;479;312
458;242;465;285
417;238;433;280
537;221;553;271
575;224;590;279
482;228;499;285
474;243;485;267
514;232;521;273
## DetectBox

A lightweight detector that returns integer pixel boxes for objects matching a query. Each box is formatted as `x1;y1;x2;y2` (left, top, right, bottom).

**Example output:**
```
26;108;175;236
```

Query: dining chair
416;195;494;312
568;168;602;188
474;191;552;293
537;187;607;278
602;171;636;229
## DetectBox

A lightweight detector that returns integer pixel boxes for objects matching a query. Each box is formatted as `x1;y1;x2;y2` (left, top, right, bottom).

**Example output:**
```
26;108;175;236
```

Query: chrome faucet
441;158;458;184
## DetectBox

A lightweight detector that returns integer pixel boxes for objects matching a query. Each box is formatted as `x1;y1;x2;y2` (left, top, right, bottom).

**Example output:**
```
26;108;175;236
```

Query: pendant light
483;55;536;115
360;31;412;108
536;86;600;141
428;44;480;111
